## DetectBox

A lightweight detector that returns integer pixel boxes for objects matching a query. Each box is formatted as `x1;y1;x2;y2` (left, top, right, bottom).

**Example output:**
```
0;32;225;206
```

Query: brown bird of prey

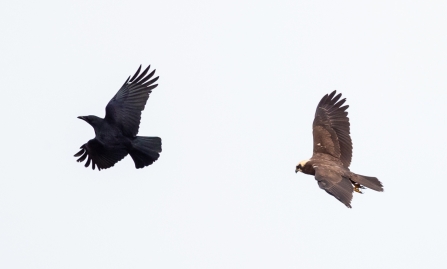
74;65;161;170
295;91;383;208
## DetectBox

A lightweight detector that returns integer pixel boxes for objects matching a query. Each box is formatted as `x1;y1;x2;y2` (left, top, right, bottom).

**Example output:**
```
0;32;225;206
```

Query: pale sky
1;1;446;268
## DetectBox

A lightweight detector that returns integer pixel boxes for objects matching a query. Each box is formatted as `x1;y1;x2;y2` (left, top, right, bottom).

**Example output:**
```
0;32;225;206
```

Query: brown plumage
295;91;383;208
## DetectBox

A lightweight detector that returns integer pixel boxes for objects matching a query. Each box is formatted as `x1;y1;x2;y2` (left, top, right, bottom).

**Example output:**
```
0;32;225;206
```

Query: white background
1;1;446;268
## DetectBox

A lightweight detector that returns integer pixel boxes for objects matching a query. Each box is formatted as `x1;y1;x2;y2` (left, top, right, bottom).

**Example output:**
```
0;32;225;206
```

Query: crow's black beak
77;116;87;122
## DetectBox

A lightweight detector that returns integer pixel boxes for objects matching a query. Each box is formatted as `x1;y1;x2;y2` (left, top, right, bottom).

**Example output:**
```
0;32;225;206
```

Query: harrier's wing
312;90;352;167
104;65;159;137
314;165;353;208
74;139;128;171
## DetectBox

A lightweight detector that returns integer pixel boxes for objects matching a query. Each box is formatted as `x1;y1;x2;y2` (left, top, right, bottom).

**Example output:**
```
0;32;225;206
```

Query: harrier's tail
129;136;162;169
352;174;384;192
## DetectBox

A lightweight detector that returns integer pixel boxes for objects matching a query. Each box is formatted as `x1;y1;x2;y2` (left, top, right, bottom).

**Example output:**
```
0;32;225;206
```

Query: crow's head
295;160;309;173
77;115;102;127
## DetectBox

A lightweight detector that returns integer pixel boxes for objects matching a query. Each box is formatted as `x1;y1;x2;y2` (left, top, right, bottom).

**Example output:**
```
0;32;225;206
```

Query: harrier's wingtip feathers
332;93;342;104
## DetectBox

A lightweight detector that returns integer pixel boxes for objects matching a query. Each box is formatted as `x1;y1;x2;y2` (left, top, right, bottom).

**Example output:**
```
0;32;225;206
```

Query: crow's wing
312;90;352;167
104;65;159;137
74;139;128;171
314;165;353;208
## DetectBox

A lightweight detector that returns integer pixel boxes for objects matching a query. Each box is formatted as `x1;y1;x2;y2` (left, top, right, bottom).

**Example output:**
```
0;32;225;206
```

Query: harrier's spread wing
312;90;352;167
104;65;159;137
74;139;128;170
314;166;353;208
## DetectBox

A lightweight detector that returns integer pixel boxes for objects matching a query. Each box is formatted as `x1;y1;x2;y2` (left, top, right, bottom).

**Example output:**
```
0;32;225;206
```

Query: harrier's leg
353;182;364;194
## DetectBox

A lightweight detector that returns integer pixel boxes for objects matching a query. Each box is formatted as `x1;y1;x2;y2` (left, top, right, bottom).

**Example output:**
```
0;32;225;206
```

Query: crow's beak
77;116;87;121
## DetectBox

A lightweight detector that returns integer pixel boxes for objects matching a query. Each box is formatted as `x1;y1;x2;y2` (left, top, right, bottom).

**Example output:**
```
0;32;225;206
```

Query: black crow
295;91;383;208
74;65;162;170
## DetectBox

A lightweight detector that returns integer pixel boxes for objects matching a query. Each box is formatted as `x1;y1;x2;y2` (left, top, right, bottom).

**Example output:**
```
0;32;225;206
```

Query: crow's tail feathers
129;136;162;169
352;174;384;192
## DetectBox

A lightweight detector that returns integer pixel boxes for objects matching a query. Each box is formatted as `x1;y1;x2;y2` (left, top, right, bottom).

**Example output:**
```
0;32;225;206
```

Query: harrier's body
295;91;383;208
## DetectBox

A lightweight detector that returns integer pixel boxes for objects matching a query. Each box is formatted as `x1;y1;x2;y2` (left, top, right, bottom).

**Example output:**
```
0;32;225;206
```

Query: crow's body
295;91;383;208
74;65;162;170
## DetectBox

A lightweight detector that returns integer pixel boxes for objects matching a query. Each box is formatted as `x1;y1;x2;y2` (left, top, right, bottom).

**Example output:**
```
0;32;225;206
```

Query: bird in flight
295;91;383;208
74;65;162;170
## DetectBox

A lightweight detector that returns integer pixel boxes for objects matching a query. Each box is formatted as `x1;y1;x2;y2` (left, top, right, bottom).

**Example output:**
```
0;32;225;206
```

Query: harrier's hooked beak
295;166;301;173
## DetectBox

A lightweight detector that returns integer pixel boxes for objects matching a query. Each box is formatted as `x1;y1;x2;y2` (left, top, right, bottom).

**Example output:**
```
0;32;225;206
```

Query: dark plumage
74;65;162;170
295;91;383;208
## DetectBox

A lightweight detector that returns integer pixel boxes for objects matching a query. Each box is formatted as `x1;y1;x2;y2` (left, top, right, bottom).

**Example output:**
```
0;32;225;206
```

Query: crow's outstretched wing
312;90;352;167
104;65;159;137
74;139;128;171
314;166;353;208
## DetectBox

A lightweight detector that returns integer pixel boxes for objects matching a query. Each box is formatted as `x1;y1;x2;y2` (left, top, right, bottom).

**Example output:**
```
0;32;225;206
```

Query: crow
295;91;383;208
74;65;162;170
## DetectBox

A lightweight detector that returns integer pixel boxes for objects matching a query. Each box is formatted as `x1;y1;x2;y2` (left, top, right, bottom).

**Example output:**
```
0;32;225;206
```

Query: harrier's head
295;159;309;173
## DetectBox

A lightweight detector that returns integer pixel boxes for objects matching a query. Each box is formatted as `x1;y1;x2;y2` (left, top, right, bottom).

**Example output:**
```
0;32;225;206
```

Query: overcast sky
1;1;446;268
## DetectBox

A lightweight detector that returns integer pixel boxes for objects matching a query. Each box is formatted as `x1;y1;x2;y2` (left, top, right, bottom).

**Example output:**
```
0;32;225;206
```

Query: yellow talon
353;183;364;193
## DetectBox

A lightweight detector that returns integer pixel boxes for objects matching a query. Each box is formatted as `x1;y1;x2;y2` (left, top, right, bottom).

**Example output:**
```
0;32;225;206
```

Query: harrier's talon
354;187;363;194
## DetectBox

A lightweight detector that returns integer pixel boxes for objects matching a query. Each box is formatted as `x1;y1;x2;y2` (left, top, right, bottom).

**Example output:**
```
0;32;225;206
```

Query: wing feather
104;65;159;137
314;166;353;208
74;139;128;171
312;90;352;167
